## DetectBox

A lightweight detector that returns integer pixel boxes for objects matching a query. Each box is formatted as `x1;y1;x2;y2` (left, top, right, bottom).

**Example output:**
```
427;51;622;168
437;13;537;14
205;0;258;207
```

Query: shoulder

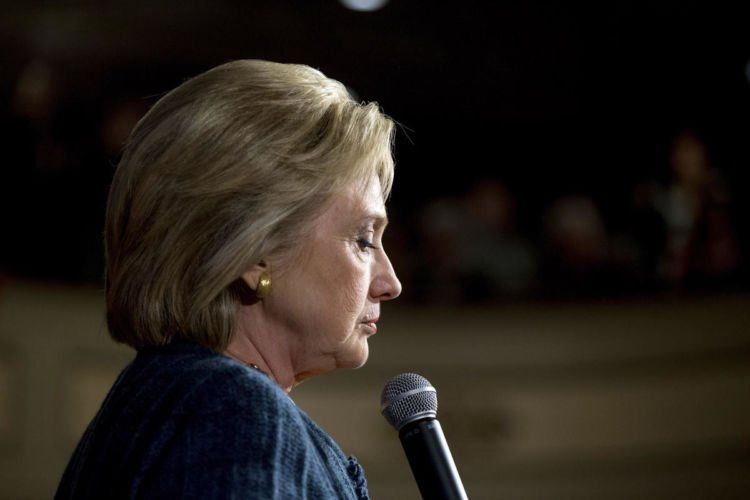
190;357;299;427
135;341;299;424
132;344;314;494
176;354;306;463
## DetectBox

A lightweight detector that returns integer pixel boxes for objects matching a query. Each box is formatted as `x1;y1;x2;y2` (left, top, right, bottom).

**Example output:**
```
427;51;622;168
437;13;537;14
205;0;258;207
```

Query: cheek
340;278;368;315
325;257;370;321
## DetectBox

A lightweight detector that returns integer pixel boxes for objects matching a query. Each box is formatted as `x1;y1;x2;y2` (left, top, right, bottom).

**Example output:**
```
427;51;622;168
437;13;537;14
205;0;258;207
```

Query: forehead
324;176;388;228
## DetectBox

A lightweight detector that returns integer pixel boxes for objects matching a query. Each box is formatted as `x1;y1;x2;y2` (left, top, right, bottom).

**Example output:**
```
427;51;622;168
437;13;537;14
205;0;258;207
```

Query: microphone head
380;373;438;431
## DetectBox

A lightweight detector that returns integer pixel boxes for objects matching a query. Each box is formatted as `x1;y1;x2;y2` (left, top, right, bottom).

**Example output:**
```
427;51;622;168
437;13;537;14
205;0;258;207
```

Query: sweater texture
55;340;369;499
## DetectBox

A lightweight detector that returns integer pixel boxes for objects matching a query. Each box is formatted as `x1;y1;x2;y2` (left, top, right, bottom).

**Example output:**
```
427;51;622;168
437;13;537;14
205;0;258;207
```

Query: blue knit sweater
55;340;369;499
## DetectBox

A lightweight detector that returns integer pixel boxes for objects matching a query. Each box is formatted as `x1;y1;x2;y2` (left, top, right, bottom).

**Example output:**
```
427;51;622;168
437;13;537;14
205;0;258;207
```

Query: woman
55;59;402;499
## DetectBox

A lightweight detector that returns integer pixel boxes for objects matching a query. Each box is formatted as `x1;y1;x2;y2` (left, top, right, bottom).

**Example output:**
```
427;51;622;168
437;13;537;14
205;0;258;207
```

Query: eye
357;238;379;252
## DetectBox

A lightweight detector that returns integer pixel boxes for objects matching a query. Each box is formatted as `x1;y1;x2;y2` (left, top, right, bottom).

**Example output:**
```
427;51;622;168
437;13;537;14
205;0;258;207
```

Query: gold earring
256;271;272;299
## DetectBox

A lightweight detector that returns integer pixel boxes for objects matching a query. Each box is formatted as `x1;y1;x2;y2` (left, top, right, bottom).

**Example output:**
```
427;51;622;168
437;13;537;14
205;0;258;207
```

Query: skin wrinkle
226;174;402;393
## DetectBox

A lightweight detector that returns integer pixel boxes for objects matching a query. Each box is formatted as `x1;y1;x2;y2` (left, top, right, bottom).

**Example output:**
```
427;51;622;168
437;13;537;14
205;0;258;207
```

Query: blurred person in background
461;179;537;300
657;131;741;290
55;59;401;499
415;179;537;304
3;59;66;279
3;58;110;282
626;131;742;293
415;193;466;303
540;194;611;297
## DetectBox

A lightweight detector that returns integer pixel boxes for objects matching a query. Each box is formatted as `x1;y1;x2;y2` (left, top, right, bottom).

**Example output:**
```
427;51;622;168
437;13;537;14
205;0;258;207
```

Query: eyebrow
358;212;389;229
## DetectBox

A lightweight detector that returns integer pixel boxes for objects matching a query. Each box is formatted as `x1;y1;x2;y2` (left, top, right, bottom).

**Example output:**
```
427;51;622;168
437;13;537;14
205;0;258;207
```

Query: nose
370;250;402;301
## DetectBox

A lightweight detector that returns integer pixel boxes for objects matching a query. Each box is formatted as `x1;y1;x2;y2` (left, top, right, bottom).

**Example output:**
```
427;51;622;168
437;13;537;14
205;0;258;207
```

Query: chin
338;341;370;370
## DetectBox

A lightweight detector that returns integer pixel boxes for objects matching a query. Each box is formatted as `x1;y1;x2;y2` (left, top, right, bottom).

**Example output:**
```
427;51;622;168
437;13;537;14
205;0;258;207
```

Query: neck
225;308;297;394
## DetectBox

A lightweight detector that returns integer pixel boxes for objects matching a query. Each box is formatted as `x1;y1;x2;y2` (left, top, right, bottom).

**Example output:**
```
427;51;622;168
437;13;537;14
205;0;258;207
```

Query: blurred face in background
670;133;709;187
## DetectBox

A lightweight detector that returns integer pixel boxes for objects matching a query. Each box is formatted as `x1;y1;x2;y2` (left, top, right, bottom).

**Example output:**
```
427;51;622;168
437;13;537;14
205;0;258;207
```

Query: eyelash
357;238;379;252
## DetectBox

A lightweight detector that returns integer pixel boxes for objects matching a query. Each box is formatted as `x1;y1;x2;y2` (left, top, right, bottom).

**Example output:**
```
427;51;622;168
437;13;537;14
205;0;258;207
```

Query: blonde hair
105;60;396;351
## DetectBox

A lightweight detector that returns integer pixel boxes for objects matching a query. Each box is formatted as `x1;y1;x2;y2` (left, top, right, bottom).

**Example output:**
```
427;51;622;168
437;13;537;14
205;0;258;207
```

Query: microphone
380;373;468;500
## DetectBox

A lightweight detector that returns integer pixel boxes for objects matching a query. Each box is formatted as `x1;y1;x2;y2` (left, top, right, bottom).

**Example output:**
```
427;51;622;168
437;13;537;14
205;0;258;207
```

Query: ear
240;261;269;292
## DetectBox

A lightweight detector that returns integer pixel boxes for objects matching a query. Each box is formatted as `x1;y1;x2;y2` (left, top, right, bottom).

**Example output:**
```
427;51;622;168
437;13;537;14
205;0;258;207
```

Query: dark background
1;0;748;298
2;3;750;499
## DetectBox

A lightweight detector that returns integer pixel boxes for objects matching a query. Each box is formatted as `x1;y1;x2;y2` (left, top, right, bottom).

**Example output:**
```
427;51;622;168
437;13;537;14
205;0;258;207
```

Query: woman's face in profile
269;174;402;375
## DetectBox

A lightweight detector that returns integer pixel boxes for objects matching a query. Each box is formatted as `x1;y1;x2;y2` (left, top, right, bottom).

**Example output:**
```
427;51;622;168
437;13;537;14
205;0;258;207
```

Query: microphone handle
398;418;468;500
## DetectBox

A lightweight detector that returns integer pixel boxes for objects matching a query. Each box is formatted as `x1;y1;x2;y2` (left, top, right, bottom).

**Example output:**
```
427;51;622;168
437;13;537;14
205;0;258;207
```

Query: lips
360;314;379;334
361;321;378;334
